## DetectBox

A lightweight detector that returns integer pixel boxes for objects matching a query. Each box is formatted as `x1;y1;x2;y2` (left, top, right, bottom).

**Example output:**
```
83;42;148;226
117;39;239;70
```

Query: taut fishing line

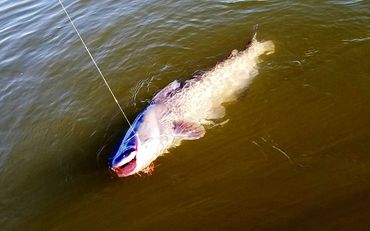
57;0;134;130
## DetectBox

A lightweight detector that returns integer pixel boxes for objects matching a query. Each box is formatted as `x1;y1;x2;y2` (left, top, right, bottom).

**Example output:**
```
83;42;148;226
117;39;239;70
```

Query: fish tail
248;24;275;55
262;40;275;55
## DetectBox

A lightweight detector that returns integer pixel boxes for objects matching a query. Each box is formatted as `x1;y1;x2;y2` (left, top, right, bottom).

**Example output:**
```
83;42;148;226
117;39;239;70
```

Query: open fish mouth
112;150;137;176
112;157;137;176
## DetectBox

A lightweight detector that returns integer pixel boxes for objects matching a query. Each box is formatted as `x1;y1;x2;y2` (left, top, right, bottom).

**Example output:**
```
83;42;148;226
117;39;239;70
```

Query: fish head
109;107;163;177
109;133;140;177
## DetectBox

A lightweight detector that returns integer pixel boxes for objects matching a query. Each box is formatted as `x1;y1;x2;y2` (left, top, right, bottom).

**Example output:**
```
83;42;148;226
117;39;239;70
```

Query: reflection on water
1;0;370;230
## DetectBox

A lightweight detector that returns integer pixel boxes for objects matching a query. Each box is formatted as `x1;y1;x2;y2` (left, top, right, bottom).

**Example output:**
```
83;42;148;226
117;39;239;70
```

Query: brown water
1;0;370;230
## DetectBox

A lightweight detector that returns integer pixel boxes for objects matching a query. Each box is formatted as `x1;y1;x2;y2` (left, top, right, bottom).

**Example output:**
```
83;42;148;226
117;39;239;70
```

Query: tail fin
262;40;275;55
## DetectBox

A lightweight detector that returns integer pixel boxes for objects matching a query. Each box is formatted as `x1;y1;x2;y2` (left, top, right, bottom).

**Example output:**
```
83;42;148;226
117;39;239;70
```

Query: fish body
109;35;275;177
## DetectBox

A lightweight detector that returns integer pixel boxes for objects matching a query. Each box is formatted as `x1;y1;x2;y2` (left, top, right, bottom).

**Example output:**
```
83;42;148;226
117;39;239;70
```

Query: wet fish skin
109;35;275;177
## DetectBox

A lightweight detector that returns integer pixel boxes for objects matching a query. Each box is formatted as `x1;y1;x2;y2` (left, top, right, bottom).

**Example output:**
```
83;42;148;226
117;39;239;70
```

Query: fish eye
121;147;136;157
111;147;136;167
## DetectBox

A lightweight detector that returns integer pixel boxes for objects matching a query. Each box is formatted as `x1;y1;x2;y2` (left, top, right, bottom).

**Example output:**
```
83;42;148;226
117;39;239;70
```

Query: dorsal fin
151;80;181;104
191;70;206;80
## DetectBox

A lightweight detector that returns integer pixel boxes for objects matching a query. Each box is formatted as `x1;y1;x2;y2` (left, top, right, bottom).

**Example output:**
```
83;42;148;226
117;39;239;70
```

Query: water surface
1;0;370;230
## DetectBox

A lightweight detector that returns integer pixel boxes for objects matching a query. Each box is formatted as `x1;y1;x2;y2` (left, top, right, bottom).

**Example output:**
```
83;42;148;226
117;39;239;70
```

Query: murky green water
1;0;370;230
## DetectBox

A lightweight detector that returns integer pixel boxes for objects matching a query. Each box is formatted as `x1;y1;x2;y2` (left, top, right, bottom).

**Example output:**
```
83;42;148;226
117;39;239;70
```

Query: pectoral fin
173;121;205;140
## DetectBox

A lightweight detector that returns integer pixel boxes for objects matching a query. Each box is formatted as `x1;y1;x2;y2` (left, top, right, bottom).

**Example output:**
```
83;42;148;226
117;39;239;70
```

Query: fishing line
57;0;133;129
